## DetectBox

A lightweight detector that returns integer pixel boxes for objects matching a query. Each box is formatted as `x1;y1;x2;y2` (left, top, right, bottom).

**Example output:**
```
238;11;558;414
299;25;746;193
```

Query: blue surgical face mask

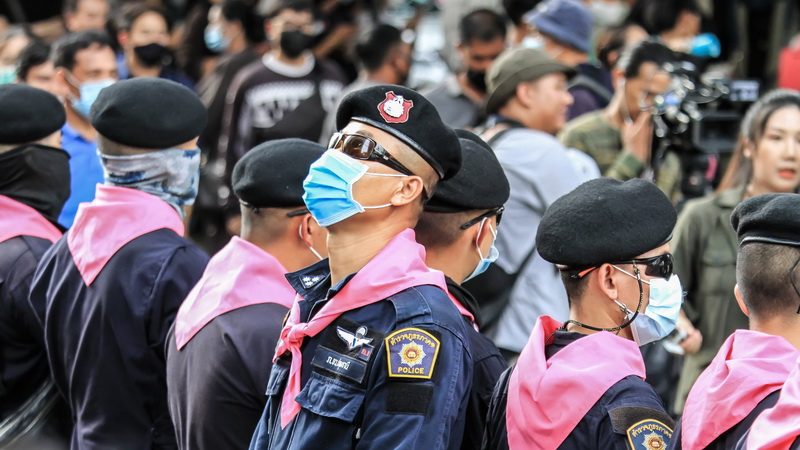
99;148;201;219
69;75;115;118
463;218;499;283
613;267;683;346
302;149;406;227
204;25;230;53
0;65;16;84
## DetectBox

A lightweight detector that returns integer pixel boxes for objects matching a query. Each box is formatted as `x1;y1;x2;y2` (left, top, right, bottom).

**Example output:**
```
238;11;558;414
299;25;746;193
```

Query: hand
676;312;702;355
621;110;653;164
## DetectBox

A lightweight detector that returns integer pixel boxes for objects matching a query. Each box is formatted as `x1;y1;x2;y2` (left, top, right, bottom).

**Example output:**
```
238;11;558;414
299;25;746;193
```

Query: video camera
648;60;760;199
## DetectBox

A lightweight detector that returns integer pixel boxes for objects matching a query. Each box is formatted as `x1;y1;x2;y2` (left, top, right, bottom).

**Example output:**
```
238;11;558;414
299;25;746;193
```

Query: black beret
232;138;325;208
536;178;677;267
425;129;510;213
90;78;207;149
731;193;800;247
335;84;461;180
0;84;65;144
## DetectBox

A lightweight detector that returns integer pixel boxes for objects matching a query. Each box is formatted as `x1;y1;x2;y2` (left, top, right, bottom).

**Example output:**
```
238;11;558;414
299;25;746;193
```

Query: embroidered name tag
626;419;672;450
385;328;440;379
311;347;368;384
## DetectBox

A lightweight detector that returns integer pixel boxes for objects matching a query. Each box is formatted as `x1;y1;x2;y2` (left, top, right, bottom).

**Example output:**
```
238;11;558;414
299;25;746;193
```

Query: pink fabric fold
0;195;62;244
67;185;184;286
174;236;297;349
746;356;800;450
681;330;799;450
274;228;448;429
507;316;646;450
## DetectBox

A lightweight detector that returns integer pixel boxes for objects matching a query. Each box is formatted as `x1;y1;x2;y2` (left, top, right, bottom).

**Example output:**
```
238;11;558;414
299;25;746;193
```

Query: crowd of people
3;0;800;448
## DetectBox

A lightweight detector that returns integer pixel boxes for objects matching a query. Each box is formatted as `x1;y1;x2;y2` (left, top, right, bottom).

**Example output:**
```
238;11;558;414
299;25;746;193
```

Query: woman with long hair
673;89;800;415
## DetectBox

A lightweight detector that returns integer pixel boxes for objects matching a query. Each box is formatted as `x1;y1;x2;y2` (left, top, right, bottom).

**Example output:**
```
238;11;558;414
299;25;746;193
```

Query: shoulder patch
385;328;440;379
626;419;673;450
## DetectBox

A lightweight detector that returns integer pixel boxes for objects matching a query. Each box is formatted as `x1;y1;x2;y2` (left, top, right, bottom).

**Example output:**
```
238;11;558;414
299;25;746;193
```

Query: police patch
385;328;440;379
626;419;672;450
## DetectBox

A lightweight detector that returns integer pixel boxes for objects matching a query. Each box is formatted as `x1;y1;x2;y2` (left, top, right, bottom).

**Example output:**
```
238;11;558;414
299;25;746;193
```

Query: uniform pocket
266;360;290;396
295;372;366;423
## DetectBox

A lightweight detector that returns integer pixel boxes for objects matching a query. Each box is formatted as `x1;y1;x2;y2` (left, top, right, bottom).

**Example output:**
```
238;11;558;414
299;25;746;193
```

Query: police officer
29;78;210;448
0;84;70;446
483;178;679;449
249;85;473;449
166;138;327;449
678;193;800;449
413;129;510;450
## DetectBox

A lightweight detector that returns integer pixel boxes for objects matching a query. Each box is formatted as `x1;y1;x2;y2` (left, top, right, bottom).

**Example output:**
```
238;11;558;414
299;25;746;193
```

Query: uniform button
311;392;320;402
327;398;337;409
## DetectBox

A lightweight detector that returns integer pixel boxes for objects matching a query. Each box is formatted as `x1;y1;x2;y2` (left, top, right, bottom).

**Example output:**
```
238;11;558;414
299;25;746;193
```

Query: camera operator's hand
622;111;653;164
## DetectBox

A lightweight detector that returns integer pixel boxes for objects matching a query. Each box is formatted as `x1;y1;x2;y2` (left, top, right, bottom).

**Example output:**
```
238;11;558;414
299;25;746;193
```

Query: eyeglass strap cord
561;264;645;334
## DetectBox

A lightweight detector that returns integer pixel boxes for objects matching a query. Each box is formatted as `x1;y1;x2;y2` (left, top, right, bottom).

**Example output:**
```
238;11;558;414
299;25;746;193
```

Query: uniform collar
715;185;746;208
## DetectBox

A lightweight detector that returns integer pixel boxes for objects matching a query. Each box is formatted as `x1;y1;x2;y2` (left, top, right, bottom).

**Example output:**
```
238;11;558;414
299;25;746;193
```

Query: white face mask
522;36;545;50
589;0;630;28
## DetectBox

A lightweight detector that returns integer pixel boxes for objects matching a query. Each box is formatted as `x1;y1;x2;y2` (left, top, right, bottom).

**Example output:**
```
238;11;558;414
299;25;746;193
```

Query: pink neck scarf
67;185;184;285
274;228;447;429
0;195;61;244
174;236;297;349
506;316;646;450
746;356;800;450
682;330;799;450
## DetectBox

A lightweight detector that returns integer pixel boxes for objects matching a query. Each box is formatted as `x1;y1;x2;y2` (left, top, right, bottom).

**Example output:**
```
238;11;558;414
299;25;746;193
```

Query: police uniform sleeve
595;377;675;450
355;324;473;449
149;245;209;361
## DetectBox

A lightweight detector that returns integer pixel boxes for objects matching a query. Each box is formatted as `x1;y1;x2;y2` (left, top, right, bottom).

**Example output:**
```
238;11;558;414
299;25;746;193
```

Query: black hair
267;0;315;20
63;0;106;14
16;40;51;81
737;243;800;320
355;24;402;72
51;30;111;70
414;210;481;250
639;0;701;35
459;9;507;44
221;0;266;45
596;24;630;70
502;0;541;26
113;2;172;34
616;40;677;79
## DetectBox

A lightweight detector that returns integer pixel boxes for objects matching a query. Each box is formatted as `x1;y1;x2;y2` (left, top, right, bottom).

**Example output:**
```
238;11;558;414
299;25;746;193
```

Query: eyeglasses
571;253;674;280
328;133;416;177
460;206;504;230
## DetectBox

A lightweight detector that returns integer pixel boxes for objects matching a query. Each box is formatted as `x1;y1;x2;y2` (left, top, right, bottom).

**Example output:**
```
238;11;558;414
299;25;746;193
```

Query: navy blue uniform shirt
482;331;673;450
30;229;208;449
249;260;474;449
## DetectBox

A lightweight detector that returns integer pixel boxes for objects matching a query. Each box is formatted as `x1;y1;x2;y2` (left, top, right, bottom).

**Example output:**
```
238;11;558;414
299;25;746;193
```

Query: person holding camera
672;89;800;416
560;40;683;202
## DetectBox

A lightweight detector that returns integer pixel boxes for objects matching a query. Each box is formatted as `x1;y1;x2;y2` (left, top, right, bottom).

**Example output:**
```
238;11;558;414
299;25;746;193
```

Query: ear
734;284;749;317
301;213;328;255
515;81;535;108
475;217;495;248
742;138;754;159
390;176;426;206
611;69;625;90
594;263;620;303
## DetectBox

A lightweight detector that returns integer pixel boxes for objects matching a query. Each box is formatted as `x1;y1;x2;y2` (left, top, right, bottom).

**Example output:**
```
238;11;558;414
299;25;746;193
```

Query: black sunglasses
286;208;310;217
460;206;504;230
328;133;416;177
572;253;674;280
